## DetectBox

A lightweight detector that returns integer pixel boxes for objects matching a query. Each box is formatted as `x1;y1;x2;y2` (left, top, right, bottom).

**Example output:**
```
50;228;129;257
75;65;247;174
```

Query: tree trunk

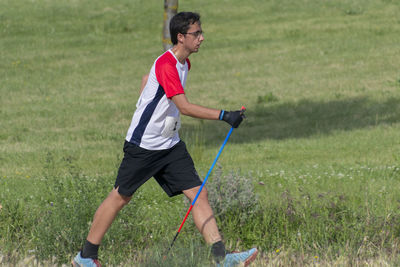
163;0;178;51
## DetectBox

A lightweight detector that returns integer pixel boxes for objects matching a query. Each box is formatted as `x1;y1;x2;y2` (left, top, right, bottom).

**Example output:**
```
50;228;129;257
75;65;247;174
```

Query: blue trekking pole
166;107;246;256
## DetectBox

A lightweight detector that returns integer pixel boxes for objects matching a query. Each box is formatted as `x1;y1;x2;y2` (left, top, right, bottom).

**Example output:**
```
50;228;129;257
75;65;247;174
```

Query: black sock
211;241;226;262
81;240;99;259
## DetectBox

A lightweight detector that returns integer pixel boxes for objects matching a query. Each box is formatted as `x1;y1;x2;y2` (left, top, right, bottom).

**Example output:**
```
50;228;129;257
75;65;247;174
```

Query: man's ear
177;32;185;44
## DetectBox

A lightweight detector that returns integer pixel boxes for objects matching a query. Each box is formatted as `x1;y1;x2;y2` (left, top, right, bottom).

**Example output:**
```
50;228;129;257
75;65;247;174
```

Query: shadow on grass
182;96;400;146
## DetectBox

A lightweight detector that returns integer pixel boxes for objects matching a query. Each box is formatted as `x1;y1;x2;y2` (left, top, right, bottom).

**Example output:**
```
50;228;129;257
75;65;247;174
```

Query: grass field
1;0;400;266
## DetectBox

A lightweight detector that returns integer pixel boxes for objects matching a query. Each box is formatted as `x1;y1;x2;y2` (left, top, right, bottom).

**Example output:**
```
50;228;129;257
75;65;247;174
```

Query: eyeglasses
184;30;204;38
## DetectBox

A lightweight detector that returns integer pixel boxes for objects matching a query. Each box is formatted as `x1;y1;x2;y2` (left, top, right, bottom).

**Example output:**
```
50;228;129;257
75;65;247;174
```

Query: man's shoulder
155;51;177;67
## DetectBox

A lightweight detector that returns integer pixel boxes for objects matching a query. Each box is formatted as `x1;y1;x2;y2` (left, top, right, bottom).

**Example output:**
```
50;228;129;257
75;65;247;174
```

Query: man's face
182;22;204;53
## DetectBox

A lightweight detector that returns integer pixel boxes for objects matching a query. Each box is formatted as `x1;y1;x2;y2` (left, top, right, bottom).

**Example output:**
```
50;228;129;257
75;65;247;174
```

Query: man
73;12;258;267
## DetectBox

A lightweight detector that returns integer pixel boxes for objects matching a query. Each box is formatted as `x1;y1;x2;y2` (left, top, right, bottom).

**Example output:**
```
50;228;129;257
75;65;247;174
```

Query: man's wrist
219;110;225;120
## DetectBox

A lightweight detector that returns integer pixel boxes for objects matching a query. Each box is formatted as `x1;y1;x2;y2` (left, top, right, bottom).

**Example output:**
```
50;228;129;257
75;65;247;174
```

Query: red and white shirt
125;50;191;150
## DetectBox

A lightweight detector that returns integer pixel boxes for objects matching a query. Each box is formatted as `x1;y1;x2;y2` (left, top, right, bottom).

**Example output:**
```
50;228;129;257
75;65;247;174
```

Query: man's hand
219;109;245;128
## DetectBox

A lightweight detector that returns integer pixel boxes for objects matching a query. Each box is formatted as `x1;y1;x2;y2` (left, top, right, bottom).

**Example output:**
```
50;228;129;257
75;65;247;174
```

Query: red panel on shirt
186;58;191;70
155;52;185;99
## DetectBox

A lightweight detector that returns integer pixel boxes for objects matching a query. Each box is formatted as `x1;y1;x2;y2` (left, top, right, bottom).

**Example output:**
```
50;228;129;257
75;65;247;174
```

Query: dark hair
169;12;201;45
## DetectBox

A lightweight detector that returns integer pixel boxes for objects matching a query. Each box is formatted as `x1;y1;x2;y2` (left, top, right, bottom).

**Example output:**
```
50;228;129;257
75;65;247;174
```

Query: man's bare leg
87;188;132;244
183;186;221;244
183;186;259;266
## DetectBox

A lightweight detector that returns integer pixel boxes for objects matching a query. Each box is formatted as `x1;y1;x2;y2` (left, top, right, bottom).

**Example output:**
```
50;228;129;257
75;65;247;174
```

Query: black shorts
114;140;202;197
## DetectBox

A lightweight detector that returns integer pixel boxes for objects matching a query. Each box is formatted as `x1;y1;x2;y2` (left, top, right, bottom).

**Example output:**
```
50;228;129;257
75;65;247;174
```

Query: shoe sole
231;248;259;267
244;248;258;267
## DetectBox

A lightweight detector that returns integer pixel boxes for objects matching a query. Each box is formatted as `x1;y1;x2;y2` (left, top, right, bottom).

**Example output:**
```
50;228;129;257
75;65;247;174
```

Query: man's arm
171;94;220;120
140;74;149;94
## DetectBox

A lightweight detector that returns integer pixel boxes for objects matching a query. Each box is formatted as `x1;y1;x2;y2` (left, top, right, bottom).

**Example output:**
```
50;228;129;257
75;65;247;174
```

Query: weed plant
207;164;260;227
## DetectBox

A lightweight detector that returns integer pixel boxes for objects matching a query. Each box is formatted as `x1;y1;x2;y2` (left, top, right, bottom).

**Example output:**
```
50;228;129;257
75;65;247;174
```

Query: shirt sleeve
155;57;185;99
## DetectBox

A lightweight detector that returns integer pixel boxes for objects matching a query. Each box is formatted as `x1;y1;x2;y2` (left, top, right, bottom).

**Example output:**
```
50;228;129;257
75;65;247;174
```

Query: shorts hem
115;185;135;197
166;180;203;197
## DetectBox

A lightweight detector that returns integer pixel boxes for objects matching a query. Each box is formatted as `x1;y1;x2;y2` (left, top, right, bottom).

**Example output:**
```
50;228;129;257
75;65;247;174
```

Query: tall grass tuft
33;174;112;263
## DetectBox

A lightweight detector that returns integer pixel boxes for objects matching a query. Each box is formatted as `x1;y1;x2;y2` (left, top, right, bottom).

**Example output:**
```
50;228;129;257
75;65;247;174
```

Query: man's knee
111;188;132;207
195;187;209;203
183;186;209;202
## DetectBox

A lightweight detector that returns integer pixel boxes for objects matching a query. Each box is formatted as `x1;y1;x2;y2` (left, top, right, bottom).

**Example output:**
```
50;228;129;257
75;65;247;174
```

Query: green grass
1;0;400;265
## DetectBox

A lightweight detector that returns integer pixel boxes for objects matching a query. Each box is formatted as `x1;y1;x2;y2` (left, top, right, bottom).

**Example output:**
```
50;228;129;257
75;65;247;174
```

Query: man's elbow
178;105;192;116
171;94;193;116
176;101;193;116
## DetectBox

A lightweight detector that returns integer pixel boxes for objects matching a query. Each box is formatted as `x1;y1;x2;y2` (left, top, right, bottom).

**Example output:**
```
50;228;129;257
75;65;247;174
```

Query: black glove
219;109;245;128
